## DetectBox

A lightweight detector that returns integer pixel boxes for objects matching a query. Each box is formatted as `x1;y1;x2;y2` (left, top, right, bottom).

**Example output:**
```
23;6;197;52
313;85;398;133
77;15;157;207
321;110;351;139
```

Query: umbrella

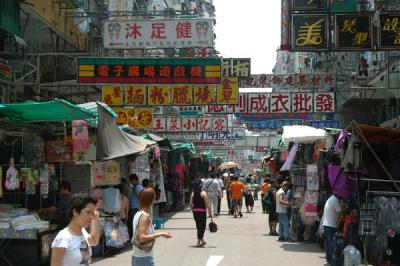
218;161;239;170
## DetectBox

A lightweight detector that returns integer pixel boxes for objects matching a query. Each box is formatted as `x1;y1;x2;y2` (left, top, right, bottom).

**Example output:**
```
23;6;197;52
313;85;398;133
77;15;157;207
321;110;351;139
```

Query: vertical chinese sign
102;86;124;106
380;13;400;50
125;85;147;106
291;14;329;51
335;13;372;50
217;77;239;105
171;85;193;105
148;85;170;105
193;85;216;105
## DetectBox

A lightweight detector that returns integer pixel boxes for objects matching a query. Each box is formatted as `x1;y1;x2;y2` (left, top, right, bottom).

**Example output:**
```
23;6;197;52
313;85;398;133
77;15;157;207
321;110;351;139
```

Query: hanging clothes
280;143;299;171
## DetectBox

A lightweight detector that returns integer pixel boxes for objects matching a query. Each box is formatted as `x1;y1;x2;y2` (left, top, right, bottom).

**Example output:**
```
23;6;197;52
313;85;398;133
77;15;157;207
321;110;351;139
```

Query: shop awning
173;142;196;154
142;133;173;150
356;124;400;144
0;99;95;122
78;101;115;127
96;104;156;160
282;125;328;144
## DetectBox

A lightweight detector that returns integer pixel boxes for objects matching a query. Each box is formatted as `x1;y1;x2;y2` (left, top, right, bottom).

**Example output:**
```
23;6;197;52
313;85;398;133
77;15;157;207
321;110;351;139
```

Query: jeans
324;226;337;265
131;256;155;266
278;212;289;240
193;211;207;239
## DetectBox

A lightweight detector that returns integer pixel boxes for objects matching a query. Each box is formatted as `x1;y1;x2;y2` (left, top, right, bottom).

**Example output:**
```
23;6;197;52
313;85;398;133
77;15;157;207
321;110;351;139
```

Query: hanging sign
222;58;251;78
0;63;11;83
103;19;214;49
102;86;124;106
291;0;328;11
291;14;329;51
240;73;335;88
113;108;154;128
380;13;400;50
335;13;372;50
78;58;221;84
152;116;228;132
193;85;216;105
125;85;147;106
171;85;193;105
216;77;239;105
148;85;170;105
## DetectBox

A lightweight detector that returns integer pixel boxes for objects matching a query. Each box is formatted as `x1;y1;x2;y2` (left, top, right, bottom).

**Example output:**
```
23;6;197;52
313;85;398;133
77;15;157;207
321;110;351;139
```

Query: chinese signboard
291;0;328;10
78;58;221;84
153;116;229;132
148;85;170;105
193;85;216;105
171;85;193;105
380;13;400;50
217;77;239;105
291;14;329;51
248;120;340;130
125;85;147;106
335;14;372;50
206;92;335;114
103;19;214;49
102;86;124;106
222;58;251;78
113;108;154;128
239;73;335;88
199;128;246;140
0;63;11;83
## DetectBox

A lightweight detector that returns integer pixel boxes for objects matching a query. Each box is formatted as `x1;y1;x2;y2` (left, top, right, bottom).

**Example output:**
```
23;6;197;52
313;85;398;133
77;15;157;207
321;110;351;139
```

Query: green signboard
78;58;222;84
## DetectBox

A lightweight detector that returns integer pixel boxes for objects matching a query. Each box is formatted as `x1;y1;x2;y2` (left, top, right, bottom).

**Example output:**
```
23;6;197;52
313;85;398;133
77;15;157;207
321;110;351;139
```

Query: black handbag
209;216;218;233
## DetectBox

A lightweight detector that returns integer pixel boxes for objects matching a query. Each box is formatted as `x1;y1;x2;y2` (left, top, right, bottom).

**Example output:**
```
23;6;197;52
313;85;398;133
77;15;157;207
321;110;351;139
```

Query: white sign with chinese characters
103;19;214;49
205;92;335;114
153;116;229;132
240;73;336;88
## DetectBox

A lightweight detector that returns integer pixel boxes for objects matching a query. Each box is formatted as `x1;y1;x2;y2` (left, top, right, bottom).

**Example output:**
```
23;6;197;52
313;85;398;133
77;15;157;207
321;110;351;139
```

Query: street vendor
38;180;72;225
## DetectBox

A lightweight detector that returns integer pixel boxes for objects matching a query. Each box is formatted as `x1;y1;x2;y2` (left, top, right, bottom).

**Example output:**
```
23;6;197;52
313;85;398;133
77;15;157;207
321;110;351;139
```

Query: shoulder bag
131;212;155;252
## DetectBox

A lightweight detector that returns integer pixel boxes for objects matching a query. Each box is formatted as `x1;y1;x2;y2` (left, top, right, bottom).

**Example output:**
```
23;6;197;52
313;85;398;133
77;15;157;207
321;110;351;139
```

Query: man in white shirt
276;182;292;241
322;194;341;265
202;175;221;217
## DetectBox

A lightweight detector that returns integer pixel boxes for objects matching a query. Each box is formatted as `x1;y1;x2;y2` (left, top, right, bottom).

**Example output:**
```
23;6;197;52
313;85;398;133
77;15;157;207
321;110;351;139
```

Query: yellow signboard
102;86;124;106
113;108;153;128
148;85;170;105
125;85;147;106
193;85;216;105
217;77;239;105
171;85;193;105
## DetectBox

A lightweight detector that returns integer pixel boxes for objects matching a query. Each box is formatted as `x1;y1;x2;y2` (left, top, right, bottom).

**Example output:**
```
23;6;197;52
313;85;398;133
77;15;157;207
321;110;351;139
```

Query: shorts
268;211;278;222
232;198;242;207
132;256;155;266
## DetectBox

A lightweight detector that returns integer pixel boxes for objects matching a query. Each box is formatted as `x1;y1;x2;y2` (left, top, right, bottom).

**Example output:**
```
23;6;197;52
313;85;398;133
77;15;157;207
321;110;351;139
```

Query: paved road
93;196;325;266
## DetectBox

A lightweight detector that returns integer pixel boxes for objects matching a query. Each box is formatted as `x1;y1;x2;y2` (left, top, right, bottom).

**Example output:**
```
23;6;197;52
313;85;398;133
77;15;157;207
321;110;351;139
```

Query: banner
199;128;245;140
239;73;335;88
248;120;340;130
335;13;372;50
103;19;214;49
222;58;251;78
291;14;329;51
153;115;229;132
78;58;221;84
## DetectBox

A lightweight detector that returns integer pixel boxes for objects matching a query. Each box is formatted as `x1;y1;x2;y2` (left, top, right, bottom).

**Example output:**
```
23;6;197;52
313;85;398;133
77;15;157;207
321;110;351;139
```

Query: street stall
0;99;97;265
279;125;332;243
323;122;400;265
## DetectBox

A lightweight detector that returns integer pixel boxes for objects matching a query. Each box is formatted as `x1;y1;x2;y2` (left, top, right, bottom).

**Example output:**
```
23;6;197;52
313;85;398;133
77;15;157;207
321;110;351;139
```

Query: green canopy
0;99;95;122
173;142;196;154
142;133;173;150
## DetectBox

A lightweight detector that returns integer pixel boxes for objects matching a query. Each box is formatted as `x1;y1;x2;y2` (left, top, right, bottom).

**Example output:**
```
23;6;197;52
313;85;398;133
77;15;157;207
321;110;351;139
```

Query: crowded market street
93;199;325;266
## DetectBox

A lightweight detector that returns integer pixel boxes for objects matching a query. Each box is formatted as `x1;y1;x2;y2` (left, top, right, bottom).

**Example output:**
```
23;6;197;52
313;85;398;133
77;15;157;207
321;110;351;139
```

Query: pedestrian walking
51;195;100;266
202;175;220;217
229;176;245;218
276;182;293;241
322;194;341;266
244;177;255;213
260;177;272;213
216;176;224;215
263;182;278;236
128;173;143;239
189;180;212;247
131;187;172;266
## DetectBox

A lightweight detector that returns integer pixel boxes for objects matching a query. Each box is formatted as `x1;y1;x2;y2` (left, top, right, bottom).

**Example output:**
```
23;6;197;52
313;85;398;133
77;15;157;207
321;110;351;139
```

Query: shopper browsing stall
322;194;342;266
51;195;100;266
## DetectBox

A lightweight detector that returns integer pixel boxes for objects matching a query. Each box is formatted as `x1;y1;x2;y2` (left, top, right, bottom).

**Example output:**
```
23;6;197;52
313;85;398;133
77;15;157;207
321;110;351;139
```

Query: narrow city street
93;199;325;266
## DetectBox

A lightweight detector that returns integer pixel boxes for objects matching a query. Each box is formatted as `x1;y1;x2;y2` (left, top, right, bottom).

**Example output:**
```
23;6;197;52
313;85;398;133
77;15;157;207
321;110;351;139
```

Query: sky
213;0;281;74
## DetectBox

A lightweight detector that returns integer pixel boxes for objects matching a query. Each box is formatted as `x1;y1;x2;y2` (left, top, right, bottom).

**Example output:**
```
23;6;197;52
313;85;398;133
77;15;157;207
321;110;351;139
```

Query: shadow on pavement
280;242;323;253
188;245;217;249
